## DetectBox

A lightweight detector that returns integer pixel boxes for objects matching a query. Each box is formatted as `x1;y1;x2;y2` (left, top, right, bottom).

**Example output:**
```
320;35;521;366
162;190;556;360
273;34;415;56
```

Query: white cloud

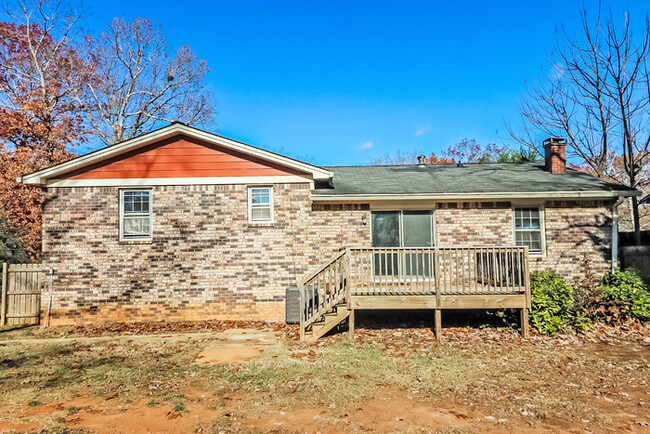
415;126;430;137
360;141;374;149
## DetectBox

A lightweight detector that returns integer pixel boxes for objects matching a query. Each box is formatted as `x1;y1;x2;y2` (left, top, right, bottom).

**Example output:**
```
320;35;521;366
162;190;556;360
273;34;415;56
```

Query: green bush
529;271;591;336
597;269;650;322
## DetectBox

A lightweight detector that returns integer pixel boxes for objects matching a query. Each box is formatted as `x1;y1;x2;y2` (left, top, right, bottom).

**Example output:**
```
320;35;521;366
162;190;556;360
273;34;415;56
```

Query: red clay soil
5;386;648;433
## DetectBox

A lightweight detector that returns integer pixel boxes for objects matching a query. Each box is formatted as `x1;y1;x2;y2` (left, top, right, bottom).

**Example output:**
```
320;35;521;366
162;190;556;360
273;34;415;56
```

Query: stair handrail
299;249;349;340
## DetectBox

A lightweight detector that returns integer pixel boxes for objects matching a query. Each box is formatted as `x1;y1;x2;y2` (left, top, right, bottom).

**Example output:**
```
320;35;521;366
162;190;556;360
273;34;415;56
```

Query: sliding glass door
371;211;434;279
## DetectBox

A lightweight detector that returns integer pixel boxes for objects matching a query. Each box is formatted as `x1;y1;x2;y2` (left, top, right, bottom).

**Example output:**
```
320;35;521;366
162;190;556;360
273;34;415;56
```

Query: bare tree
77;17;214;145
508;6;650;243
0;0;89;155
370;149;420;165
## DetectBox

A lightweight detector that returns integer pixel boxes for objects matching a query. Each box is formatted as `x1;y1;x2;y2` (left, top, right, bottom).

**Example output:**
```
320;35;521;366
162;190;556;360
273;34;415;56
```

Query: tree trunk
632;195;641;245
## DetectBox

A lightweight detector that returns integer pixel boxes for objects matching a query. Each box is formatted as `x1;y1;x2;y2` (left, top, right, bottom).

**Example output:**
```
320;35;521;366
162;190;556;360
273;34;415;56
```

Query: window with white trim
513;207;544;255
120;189;152;240
248;187;273;223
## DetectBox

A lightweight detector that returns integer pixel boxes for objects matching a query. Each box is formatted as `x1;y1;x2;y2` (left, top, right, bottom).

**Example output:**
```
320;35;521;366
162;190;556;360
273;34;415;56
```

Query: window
248;187;273;223
120;189;152;240
513;207;544;255
371;211;434;247
371;211;434;278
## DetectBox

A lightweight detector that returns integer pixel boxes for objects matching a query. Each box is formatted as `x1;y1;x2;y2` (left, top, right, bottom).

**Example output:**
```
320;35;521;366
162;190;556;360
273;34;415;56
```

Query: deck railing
299;246;531;340
348;246;530;296
299;249;349;339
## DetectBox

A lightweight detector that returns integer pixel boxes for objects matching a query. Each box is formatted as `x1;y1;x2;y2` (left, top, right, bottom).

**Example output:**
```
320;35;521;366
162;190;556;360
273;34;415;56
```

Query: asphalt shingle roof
312;162;636;196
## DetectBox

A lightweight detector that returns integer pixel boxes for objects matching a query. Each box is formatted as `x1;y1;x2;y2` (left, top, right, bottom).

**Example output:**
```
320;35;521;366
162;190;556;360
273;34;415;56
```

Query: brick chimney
543;137;567;174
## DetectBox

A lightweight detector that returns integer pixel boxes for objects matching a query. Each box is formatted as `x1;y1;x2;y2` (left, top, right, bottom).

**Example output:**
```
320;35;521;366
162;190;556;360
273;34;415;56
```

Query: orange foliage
423;152;456;164
0;22;84;257
0;143;74;259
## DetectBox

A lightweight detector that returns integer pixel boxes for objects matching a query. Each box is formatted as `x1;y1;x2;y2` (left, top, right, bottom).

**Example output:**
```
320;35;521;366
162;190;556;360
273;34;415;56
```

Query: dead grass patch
0;324;648;433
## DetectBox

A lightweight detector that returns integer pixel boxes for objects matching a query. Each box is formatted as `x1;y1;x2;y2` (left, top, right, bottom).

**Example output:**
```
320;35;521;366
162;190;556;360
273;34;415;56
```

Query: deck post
434;309;442;340
520;308;529;338
344;248;355;338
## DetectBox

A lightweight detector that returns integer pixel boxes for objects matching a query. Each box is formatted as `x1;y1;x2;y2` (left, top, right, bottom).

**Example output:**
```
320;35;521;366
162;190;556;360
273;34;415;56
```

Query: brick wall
42;187;612;324
42;184;370;324
435;201;613;286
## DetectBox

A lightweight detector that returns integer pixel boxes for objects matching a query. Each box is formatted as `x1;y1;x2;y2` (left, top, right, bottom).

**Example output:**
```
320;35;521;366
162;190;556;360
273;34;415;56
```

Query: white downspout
611;197;625;270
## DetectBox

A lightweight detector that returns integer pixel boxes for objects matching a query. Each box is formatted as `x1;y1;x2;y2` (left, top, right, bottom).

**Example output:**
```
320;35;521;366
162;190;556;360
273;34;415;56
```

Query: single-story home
20;123;639;339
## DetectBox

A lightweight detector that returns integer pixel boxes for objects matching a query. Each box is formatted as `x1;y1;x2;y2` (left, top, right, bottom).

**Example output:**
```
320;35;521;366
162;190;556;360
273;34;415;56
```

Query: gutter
310;190;641;202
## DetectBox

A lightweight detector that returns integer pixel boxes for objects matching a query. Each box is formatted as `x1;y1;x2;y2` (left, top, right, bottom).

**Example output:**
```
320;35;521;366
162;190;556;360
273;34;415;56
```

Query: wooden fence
1;263;52;326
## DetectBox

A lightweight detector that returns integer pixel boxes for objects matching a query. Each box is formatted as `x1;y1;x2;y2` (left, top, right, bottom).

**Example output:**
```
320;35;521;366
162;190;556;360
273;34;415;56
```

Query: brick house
20;123;639;337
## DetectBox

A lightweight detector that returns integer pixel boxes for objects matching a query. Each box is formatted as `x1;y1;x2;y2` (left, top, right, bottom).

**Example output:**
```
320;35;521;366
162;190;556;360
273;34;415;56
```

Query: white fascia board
20;124;333;185
45;175;313;188
310;190;641;202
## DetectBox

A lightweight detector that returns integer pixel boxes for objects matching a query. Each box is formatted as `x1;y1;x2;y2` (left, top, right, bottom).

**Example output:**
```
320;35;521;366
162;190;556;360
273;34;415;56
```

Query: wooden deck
299;246;531;342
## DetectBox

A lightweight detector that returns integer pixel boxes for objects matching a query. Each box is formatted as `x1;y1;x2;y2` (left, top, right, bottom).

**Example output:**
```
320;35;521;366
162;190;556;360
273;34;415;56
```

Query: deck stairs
302;301;349;342
299;249;351;342
299;246;532;341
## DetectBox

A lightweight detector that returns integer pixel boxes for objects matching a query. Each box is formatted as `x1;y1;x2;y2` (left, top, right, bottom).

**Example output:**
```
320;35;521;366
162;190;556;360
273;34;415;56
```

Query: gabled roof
312;162;640;200
20;123;333;185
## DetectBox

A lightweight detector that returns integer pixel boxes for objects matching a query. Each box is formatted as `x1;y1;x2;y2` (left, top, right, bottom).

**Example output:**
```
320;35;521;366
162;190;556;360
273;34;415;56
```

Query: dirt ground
1;314;649;433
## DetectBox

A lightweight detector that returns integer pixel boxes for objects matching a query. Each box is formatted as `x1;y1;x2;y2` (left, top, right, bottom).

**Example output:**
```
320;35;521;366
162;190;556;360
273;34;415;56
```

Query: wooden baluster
455;249;460;294
317;272;322;312
366;249;370;294
454;249;459;294
482;248;486;293
311;277;316;322
465;248;470;294
502;248;507;292
397;248;401;294
391;248;396;295
409;249;414;294
369;248;373;294
481;248;487;294
472;248;476;294
419;250;423;294
508;248;513;293
439;249;448;294
367;249;372;295
427;249;431;294
466;248;470;294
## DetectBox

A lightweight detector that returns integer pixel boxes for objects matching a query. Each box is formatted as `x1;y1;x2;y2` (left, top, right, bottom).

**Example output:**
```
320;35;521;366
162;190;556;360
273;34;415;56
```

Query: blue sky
84;0;649;165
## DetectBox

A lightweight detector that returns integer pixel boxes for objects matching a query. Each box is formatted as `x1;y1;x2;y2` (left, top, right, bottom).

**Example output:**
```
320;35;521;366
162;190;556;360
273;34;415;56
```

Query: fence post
1;263;7;326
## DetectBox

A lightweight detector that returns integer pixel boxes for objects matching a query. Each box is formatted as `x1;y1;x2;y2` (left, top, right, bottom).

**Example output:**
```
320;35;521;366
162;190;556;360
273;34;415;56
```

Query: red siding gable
58;135;306;180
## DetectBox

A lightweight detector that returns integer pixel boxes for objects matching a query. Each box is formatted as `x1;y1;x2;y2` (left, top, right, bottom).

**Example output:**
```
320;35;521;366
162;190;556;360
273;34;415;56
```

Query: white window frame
512;206;546;256
248;186;274;223
119;189;153;241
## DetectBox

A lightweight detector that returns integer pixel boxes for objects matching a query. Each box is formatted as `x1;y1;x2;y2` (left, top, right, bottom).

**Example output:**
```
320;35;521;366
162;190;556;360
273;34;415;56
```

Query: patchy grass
0;325;649;433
